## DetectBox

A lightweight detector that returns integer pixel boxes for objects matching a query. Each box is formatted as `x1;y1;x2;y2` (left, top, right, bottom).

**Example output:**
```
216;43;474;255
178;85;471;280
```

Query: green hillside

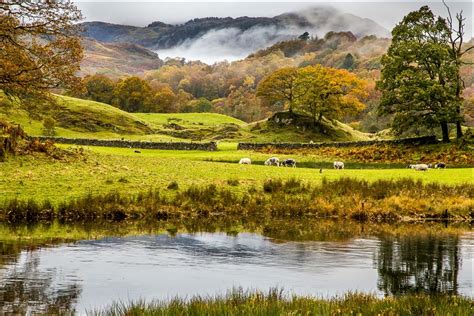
0;94;371;143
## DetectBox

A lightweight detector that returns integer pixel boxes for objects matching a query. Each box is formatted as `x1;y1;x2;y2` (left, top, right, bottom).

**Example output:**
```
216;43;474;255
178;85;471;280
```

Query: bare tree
442;0;474;138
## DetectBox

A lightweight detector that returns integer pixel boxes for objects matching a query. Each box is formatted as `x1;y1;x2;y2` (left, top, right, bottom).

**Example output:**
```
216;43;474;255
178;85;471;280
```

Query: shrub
42;116;56;136
167;181;179;190
227;179;239;186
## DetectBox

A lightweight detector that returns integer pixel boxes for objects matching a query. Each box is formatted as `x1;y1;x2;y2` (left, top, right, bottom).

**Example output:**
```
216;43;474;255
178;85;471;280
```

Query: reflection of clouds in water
0;232;471;313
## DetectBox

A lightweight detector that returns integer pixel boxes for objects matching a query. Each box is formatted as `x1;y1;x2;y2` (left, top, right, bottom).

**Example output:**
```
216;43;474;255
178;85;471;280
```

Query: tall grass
91;288;473;316
1;178;472;223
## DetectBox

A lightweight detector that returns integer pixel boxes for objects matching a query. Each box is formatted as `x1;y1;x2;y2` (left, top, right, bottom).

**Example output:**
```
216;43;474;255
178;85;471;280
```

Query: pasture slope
0;93;370;143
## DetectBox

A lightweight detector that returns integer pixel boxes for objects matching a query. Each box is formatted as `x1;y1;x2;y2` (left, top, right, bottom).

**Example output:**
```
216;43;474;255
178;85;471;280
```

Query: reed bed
2;177;473;223
91;288;473;316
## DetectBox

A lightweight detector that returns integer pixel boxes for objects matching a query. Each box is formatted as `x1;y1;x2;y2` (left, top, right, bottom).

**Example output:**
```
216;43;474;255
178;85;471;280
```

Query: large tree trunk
441;122;450;143
456;106;463;138
456;121;463;138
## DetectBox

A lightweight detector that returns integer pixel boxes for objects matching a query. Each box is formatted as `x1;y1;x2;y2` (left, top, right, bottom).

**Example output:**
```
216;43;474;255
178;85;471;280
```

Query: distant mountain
81;6;390;58
80;38;163;77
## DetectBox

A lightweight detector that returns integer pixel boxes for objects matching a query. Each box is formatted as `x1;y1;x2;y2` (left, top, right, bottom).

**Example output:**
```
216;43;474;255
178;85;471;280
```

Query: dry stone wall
30;136;218;151
237;136;438;150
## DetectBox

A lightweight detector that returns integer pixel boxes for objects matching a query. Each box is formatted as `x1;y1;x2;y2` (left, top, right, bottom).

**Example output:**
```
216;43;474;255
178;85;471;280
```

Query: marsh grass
2;178;472;223
91;288;473;316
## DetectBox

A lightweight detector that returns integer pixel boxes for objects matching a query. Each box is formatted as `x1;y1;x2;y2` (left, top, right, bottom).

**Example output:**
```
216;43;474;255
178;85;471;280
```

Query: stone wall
30;136;217;151
237;136;438;151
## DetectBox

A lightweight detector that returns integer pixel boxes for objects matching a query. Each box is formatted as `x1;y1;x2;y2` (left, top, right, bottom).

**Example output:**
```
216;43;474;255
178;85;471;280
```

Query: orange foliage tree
0;1;83;102
296;65;368;124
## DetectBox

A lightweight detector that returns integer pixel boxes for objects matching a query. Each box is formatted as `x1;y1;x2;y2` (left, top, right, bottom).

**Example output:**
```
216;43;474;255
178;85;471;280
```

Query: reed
91;288;474;316
1;178;472;223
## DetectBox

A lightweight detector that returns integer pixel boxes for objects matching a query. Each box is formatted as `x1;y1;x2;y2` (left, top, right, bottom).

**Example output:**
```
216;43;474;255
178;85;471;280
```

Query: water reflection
0;242;81;314
376;234;461;295
0;221;471;313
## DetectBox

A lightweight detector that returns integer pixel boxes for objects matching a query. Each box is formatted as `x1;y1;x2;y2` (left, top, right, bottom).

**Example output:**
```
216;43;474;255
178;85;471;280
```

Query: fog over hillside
155;6;389;64
79;1;472;65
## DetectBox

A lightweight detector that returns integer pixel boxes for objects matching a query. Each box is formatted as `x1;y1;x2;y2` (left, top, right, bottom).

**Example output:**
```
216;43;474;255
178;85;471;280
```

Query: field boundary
29;136;218;151
237;136;438;150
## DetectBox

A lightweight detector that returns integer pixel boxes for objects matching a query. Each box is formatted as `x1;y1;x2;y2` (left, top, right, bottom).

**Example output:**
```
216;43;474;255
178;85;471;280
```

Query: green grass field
1;144;472;204
134;112;246;127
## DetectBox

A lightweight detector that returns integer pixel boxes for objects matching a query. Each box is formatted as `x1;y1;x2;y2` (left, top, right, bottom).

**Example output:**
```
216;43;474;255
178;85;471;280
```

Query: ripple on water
0;231;472;314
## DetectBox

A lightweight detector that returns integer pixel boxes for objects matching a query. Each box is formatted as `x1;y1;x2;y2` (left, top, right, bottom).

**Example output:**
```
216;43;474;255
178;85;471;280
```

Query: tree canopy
257;65;367;125
377;6;462;142
0;1;84;102
296;65;367;124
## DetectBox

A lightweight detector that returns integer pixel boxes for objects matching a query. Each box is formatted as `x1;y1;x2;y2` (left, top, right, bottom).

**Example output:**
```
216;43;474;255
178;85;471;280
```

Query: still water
0;231;473;314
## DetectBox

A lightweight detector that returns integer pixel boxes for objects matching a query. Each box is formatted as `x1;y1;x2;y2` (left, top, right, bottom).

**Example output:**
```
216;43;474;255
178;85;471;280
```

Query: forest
74;30;474;137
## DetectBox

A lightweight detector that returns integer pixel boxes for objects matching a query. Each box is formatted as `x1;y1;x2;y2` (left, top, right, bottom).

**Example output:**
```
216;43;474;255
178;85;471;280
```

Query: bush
167;181;179;190
227;179;239;186
42;116;56;136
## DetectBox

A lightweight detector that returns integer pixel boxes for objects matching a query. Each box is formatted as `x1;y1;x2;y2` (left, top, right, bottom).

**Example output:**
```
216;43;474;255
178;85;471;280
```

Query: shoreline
3;177;473;224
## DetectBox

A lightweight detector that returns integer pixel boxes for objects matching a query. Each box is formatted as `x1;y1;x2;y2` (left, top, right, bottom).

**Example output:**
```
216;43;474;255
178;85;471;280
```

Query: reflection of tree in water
376;234;460;295
0;242;81;314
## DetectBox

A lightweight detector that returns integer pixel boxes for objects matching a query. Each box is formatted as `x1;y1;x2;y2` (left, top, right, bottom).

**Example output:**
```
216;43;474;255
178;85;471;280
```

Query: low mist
155;6;390;64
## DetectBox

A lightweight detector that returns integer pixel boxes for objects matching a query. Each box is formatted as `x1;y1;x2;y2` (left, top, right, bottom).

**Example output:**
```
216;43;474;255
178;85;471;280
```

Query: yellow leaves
293;65;368;120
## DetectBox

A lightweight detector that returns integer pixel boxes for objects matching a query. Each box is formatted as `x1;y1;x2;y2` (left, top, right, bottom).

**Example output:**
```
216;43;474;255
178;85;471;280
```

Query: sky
75;1;472;37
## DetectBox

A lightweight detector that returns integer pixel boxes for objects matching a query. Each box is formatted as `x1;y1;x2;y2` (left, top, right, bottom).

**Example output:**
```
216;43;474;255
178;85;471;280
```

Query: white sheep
333;161;344;169
239;158;252;165
411;164;429;171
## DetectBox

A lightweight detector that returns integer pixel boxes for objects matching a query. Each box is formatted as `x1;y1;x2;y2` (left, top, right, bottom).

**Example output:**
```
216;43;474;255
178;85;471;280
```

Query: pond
0;224;472;314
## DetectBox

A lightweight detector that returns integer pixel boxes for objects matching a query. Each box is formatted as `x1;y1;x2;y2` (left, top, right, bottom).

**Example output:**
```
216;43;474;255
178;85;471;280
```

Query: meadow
1;142;473;224
1;144;472;204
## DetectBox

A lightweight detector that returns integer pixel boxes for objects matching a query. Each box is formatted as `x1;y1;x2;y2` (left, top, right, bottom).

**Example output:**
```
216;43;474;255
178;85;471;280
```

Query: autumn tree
377;6;460;142
113;77;153;112
193;98;212;113
152;85;177;113
81;74;116;104
295;65;367;125
0;1;83;102
256;67;302;115
175;89;194;112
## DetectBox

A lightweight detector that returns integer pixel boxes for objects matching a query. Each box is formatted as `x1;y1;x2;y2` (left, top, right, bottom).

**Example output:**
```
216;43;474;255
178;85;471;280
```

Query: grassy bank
3;177;472;223
92;289;473;316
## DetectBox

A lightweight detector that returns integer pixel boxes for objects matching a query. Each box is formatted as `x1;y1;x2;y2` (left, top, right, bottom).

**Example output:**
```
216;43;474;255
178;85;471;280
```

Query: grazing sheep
410;164;429;171
333;161;344;169
435;162;446;169
239;158;252;165
264;157;280;166
281;158;296;168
